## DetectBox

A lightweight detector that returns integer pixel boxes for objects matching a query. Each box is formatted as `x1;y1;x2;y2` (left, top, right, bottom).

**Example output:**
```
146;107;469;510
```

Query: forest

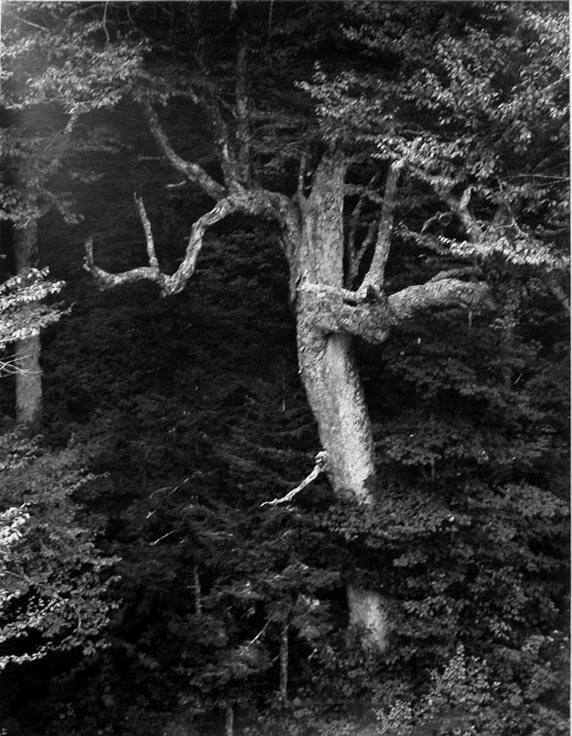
0;2;569;735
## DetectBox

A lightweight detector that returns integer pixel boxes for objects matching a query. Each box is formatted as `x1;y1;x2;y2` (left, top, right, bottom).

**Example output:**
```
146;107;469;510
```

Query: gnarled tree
20;0;567;648
74;1;508;647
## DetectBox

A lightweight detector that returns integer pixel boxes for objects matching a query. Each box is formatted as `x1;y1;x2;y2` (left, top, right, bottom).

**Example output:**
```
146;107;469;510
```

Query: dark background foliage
0;2;568;735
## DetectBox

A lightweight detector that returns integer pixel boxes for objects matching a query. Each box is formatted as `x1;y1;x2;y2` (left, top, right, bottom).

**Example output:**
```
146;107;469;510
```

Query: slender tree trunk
14;220;42;432
279;623;288;703
293;152;390;649
193;564;202;615
225;706;234;736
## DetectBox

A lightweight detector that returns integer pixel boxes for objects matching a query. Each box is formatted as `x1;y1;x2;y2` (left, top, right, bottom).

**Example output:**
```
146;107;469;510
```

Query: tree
0;268;63;377
13;1;567;648
1;1;141;428
0;433;118;673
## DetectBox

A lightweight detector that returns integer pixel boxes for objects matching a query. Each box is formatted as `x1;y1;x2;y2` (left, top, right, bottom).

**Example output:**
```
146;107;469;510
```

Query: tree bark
279;623;288;703
14;220;42;432
295;152;376;504
292;152;390;647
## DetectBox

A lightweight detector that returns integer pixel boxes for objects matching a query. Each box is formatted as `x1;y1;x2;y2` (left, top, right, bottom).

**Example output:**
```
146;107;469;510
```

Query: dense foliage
0;2;568;735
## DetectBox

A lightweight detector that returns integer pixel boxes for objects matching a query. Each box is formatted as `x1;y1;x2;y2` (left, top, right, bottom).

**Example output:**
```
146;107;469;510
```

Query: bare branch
260;451;328;507
85;189;283;296
133;194;159;271
150;529;178;546
84;236;165;292
142;102;226;200
359;160;404;294
249;621;270;646
389;278;494;322
0;354;31;377
429;266;482;282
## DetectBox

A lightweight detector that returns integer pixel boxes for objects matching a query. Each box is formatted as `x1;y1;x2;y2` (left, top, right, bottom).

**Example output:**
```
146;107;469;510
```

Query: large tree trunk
86;111;492;651
297;317;390;649
294;151;390;649
14;220;42;432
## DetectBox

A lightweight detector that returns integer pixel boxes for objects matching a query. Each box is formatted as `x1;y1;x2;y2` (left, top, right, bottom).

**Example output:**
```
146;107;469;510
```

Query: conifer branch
260;451;328;507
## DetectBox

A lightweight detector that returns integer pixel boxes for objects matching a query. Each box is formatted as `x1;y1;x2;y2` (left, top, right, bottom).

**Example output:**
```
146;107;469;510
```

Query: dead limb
84;191;277;295
260;451;328;507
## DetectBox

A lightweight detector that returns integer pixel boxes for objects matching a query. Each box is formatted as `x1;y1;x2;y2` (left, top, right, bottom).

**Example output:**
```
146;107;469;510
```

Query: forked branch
84;189;282;296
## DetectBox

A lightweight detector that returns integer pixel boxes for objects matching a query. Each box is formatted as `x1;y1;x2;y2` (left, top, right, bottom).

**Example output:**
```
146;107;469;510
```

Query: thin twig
248;620;270;646
150;529;178;546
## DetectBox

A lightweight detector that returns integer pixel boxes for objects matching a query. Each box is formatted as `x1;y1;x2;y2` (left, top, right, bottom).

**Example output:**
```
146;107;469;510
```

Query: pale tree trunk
14;220;42;432
279;623;288;702
293;152;390;649
295;153;375;505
